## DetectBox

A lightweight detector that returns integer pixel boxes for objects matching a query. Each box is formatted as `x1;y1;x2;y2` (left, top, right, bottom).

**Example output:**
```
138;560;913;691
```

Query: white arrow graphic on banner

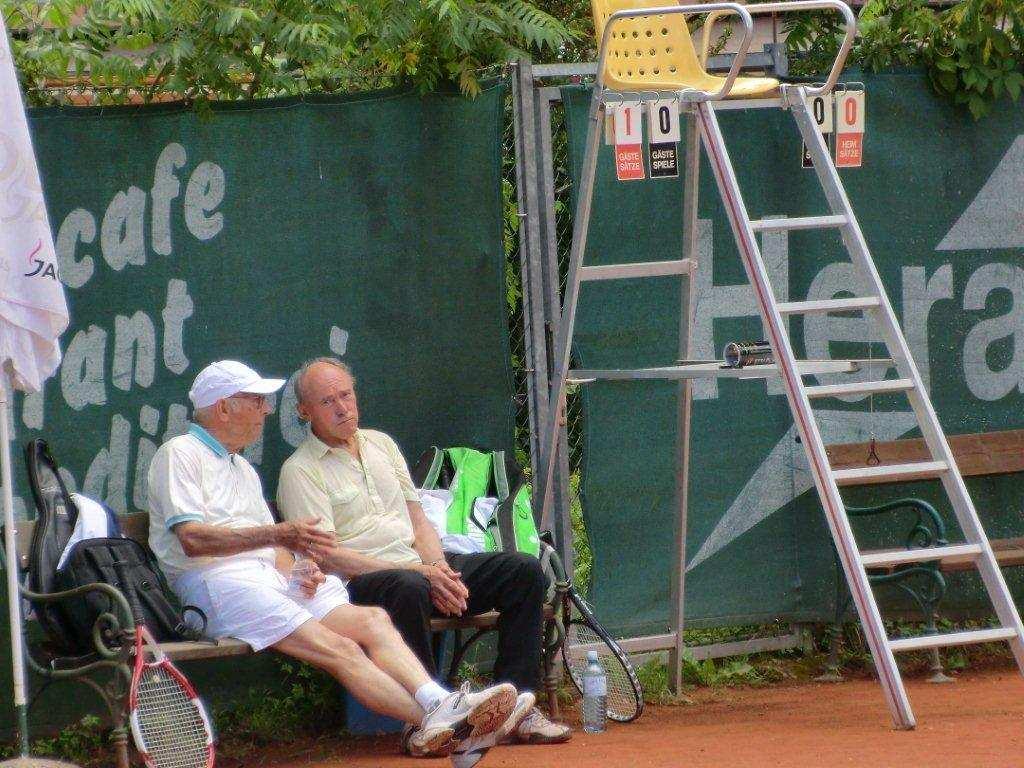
687;409;919;571
936;135;1024;251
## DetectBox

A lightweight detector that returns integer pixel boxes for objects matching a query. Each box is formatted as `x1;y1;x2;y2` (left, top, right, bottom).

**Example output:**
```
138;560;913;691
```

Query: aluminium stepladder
538;0;1024;730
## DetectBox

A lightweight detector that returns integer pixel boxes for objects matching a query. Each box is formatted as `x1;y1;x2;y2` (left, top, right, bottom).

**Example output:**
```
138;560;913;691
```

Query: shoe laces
453;681;474;706
426;681;471;717
518;707;549;730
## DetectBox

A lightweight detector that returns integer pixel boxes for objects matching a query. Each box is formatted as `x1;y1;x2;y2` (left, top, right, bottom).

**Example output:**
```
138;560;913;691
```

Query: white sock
415;681;450;712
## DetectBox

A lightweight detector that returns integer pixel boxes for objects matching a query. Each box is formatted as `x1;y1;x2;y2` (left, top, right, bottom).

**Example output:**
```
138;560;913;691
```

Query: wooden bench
830;431;1024;576
13;512;564;768
819;430;1024;680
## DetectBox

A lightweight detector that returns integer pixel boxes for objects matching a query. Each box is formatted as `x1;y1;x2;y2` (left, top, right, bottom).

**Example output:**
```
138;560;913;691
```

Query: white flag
0;19;69;393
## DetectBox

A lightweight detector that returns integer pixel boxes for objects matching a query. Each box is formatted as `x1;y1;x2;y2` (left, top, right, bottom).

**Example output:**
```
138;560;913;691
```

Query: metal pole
1;376;30;756
538;78;606;541
668;108;701;694
510;58;554;522
535;89;575;571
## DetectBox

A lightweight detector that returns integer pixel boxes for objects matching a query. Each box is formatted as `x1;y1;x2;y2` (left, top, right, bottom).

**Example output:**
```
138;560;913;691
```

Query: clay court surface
237;666;1024;768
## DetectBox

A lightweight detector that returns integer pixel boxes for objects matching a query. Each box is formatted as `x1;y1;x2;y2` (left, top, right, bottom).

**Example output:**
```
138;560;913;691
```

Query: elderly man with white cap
146;360;518;762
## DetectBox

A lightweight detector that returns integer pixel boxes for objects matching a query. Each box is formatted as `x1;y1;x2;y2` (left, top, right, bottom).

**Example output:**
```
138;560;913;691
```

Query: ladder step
832;460;948;484
579;259;694;282
777;296;881;315
805;378;914;399
888;627;1018;653
860;543;982;568
750;215;848;233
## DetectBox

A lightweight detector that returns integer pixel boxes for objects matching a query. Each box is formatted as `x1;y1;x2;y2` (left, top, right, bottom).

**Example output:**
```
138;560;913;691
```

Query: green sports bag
413;446;541;558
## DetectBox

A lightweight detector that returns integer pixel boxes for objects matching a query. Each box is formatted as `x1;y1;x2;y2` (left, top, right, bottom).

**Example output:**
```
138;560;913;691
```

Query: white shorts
174;554;350;651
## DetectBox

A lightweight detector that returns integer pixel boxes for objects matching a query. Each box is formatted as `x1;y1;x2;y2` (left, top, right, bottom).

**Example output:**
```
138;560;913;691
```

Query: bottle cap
586;650;599;663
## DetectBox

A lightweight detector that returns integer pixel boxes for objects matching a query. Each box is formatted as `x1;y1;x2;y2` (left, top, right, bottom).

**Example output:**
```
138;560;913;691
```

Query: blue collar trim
189;423;229;458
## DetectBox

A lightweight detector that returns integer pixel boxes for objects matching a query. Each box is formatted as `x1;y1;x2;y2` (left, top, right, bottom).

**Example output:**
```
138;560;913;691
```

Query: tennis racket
113;561;215;768
542;545;643;722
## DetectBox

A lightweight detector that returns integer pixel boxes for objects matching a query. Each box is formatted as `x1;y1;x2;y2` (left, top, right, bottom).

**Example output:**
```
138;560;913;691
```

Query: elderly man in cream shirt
147;360;520;764
277;357;572;760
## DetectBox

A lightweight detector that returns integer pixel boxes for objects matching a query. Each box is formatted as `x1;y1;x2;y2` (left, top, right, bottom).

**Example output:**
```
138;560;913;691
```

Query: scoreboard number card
647;99;680;178
801;92;834;169
612;101;645;181
835;90;865;168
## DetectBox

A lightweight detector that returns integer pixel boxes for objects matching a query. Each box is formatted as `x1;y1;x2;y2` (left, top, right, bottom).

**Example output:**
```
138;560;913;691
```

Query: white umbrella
0;16;73;767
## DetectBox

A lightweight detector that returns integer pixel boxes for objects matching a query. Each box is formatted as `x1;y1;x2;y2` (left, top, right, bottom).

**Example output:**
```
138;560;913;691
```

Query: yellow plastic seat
592;0;779;98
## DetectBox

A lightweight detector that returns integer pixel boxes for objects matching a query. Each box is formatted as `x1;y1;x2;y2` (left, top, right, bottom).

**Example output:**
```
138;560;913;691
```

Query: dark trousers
346;551;546;693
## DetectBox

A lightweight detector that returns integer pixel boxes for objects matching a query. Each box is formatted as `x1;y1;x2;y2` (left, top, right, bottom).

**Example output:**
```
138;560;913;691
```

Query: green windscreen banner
14;81;514;515
1;81;515;734
563;73;1024;638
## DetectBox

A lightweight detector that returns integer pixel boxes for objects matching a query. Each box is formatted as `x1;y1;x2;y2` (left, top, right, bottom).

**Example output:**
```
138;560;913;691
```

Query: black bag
54;537;206;652
24;439;88;652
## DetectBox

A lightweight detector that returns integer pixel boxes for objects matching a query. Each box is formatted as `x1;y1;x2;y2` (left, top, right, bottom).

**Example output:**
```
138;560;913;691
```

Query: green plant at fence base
215;657;345;745
0;715;107;766
679;651;760;687
569;471;592;593
820;617;1012;676
634;652;762;703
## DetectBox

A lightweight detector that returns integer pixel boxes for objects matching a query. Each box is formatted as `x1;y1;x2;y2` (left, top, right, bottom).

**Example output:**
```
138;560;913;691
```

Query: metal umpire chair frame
535;0;1024;730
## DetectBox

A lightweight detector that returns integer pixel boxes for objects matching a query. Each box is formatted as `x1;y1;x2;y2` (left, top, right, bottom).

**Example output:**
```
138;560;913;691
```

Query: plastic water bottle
288;555;316;598
581;650;607;733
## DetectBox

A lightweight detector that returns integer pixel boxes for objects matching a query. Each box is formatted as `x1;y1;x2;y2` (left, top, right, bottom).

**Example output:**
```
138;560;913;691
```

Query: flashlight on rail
722;341;774;368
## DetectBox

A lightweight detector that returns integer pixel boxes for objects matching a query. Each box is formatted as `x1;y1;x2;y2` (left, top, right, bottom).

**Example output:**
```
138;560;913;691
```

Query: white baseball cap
188;360;286;409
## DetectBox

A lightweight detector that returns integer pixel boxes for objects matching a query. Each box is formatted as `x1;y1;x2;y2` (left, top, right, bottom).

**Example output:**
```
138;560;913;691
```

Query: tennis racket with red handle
113;560;215;768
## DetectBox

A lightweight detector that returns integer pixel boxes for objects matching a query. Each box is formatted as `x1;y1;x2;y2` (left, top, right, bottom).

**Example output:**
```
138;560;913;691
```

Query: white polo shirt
148;423;276;583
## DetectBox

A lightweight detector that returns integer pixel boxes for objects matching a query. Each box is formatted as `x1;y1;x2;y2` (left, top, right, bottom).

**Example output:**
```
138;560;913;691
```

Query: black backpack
54;537;205;651
24;439;204;654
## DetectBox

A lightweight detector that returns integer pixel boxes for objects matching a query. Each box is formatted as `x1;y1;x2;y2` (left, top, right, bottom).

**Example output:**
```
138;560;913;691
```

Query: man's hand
275;519;336;556
294;559;327;599
419;563;469;616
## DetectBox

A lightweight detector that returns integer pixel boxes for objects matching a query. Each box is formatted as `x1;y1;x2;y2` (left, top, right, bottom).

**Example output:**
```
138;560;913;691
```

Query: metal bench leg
112;724;130;768
542;619;560;719
816;548;848;683
446;629;465;687
893;567;953;684
923;600;953;685
927;647;952;684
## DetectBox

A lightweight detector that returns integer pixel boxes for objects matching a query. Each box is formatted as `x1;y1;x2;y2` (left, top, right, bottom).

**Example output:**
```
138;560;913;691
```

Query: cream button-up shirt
276;429;422;567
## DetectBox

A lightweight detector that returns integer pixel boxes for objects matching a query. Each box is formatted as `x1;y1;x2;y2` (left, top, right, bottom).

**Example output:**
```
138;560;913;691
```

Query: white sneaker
407;682;516;757
450;691;535;768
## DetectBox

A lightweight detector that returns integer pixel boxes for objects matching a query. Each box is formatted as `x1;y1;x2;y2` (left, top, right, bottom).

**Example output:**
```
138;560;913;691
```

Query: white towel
56;494;120;570
416;489;499;555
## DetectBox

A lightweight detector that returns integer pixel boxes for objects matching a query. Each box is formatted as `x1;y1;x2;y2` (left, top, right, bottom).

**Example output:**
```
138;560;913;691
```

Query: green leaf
1005;71;1024;100
967;92;988;119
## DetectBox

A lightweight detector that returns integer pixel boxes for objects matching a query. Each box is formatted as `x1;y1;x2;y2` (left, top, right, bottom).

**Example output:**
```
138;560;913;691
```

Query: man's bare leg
273;617;423;724
321;604;435;694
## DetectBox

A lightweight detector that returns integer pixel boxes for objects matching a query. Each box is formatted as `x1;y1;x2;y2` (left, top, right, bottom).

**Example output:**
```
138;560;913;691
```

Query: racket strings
565;620;640;720
135;665;210;768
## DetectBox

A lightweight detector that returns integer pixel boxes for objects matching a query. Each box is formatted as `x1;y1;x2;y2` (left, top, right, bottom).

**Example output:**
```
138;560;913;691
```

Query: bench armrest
538;541;570;593
21;581;135;673
845;497;948;551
